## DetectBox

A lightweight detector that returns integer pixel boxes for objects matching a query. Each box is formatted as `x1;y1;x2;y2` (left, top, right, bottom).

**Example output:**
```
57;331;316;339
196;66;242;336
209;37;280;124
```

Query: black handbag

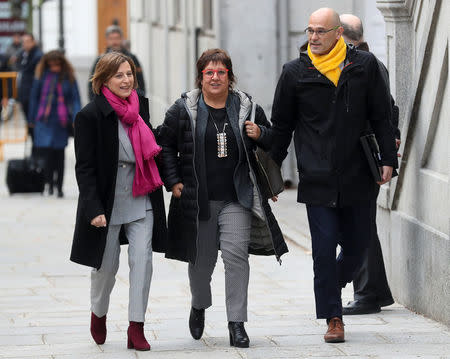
249;102;284;198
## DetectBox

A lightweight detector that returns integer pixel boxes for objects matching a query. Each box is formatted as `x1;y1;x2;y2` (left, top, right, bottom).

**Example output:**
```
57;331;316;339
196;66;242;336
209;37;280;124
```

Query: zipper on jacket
241;102;282;265
345;82;349;113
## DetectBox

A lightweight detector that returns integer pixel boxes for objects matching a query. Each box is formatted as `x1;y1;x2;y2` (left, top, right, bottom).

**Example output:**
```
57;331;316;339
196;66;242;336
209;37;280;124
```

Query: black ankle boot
189;307;204;340
228;322;249;348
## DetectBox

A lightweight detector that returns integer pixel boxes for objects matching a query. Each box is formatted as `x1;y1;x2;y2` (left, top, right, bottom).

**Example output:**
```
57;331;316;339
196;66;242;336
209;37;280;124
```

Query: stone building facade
376;0;449;326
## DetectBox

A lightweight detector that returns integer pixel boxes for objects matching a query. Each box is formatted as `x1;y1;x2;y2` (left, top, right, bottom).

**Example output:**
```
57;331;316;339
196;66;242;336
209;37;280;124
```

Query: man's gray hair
105;25;123;37
341;21;364;42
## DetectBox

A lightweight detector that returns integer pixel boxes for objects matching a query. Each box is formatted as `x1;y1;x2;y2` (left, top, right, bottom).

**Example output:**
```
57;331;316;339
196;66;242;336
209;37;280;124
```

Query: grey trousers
189;201;252;322
91;210;153;322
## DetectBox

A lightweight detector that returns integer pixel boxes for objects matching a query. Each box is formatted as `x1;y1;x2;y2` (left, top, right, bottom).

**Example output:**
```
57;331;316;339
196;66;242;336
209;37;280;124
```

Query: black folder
360;134;382;182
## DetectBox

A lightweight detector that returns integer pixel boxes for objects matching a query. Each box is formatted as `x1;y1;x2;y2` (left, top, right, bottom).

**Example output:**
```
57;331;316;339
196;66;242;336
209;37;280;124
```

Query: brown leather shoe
324;317;345;343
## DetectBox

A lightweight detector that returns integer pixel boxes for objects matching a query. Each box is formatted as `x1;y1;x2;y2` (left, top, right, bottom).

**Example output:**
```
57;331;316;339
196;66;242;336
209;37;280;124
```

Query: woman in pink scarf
71;52;167;351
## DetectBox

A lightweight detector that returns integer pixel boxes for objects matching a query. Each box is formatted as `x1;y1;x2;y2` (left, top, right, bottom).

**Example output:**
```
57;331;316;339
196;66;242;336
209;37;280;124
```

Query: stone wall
377;0;450;326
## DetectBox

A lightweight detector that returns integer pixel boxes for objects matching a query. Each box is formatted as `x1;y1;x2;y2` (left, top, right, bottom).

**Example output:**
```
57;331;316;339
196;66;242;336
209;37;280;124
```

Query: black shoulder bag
249;102;284;198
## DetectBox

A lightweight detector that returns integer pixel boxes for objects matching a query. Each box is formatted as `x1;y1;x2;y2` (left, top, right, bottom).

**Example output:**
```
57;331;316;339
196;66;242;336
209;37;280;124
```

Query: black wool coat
157;89;288;264
270;45;398;207
70;94;167;269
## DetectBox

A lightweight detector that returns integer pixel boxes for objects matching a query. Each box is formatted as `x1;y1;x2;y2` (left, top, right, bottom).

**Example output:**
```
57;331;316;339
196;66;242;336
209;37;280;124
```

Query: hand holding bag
360;133;382;182
249;102;284;198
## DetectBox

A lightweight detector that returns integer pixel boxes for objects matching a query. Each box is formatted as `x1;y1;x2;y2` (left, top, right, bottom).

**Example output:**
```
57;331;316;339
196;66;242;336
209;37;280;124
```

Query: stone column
376;0;415;131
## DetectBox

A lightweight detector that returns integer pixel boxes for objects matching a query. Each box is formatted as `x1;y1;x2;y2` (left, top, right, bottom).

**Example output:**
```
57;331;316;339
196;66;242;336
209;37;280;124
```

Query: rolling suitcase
6;155;46;194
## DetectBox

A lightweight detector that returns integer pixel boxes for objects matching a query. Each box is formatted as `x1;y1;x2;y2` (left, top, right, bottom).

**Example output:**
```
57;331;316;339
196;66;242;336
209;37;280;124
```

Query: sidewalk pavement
0;140;449;358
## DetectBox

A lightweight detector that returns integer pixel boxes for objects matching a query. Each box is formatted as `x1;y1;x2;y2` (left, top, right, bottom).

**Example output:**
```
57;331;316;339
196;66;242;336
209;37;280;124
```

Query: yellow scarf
307;36;347;86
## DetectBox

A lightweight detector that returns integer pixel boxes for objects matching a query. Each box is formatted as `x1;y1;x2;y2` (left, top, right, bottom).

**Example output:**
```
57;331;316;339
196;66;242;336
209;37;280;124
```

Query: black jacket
270;45;398;207
158;89;288;264
16;46;43;105
88;48;146;101
70;94;167;269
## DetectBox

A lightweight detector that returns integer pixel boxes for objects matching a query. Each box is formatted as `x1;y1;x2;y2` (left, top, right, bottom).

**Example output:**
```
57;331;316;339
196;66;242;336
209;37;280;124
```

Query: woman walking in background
70;52;166;351
158;48;288;348
28;50;81;197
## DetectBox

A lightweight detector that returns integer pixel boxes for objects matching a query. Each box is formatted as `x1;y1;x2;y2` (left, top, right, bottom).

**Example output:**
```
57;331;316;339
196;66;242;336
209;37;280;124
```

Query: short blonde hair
90;52;137;95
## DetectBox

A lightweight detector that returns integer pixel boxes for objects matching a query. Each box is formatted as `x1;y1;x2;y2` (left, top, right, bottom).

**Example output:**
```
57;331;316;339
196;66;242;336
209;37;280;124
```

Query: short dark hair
195;48;235;89
341;21;364;42
91;52;137;95
105;25;123;38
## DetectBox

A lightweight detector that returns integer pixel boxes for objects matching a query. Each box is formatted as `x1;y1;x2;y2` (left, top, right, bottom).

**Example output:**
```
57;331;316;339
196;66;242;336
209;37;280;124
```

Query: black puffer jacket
158;89;288;264
270;45;398;207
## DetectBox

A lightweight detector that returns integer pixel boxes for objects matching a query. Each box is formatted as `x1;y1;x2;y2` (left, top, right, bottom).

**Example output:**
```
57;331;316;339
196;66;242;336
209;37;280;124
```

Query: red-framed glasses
202;68;229;78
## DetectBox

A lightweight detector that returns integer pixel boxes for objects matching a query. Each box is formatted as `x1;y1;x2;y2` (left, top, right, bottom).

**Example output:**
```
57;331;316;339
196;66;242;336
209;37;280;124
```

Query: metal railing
0;72;27;161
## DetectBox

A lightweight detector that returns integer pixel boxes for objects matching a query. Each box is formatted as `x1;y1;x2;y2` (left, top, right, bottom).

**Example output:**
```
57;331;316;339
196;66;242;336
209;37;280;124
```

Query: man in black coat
16;33;43;144
87;25;146;101
270;8;398;343
339;13;399;315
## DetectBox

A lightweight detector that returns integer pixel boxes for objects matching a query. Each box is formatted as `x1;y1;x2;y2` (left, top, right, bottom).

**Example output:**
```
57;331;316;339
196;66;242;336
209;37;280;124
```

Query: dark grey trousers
189;201;252;322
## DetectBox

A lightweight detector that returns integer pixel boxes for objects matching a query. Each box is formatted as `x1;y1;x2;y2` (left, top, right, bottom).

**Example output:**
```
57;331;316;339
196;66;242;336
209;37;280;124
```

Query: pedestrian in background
270;8;397;343
1;33;21;119
88;25;145;101
16;33;42;148
158;48;288;348
5;33;22;71
28;50;81;197
70;52;167;351
339;13;400;316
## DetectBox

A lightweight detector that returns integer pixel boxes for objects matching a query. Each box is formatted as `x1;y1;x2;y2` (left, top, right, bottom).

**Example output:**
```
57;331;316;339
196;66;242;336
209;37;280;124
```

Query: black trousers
35;148;65;191
306;202;372;319
352;200;394;305
21;100;36;155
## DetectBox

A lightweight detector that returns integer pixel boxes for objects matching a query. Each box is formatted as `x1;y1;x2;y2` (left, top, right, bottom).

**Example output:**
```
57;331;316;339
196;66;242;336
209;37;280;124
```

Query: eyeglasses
202;68;229;78
304;25;340;37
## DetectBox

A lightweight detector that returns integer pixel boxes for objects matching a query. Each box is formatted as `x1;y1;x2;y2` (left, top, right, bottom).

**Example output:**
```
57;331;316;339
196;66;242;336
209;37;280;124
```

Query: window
151;0;161;24
203;0;213;30
173;0;181;25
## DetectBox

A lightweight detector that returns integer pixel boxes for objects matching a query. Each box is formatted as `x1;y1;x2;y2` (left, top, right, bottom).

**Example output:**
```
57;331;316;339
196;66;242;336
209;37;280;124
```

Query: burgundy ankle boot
127;321;150;351
90;312;106;344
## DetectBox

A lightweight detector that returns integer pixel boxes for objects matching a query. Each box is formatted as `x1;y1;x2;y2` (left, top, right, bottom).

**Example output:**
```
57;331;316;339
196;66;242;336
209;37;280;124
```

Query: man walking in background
16;33;43;148
339;13;400;315
88;25;145;101
270;8;398;343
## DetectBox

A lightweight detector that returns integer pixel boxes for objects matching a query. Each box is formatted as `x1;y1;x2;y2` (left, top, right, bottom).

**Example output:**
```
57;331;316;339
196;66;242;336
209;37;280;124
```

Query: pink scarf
102;86;163;197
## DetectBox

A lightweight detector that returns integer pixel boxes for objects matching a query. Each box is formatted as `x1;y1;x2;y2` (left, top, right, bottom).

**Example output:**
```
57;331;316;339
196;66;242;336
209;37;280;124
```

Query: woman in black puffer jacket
158;49;288;348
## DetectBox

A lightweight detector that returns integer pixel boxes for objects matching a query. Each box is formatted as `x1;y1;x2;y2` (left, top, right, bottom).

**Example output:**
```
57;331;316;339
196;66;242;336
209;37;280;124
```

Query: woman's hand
172;182;184;198
91;214;107;227
245;121;261;140
271;196;278;202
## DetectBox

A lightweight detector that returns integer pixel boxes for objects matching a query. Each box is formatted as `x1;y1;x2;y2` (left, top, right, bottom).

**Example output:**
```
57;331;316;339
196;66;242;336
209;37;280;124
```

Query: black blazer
70;94;167;269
